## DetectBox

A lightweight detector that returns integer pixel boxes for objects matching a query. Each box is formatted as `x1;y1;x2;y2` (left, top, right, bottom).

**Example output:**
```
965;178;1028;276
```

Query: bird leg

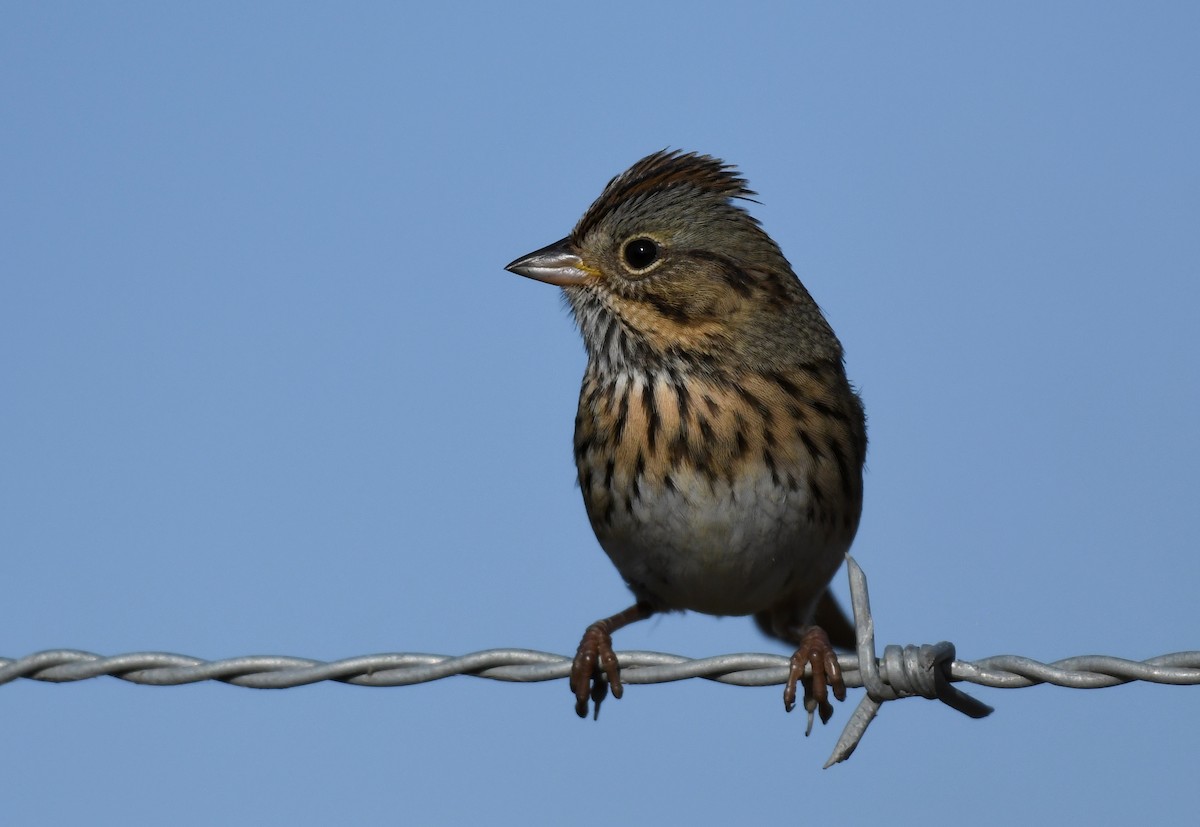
784;625;847;735
571;602;654;719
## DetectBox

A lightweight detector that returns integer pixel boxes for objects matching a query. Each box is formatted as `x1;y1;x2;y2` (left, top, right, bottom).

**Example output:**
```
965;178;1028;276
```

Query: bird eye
622;237;659;271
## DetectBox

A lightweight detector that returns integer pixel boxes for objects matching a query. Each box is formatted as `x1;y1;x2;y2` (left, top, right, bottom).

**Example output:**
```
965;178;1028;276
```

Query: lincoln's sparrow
506;150;866;727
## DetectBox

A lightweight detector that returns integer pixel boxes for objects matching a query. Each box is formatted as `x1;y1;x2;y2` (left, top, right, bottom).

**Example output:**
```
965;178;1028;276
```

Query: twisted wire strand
5;557;1196;766
3;648;1198;691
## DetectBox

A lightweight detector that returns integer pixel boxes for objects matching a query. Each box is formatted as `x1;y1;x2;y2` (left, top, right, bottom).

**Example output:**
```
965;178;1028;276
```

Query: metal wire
4;557;1196;767
5;647;1197;691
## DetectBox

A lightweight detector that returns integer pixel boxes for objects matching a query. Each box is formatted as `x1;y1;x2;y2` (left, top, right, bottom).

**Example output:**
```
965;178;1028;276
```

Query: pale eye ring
622;237;659;271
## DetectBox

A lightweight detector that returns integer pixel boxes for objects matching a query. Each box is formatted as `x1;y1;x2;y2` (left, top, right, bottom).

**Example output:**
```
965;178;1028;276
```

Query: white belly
591;464;842;616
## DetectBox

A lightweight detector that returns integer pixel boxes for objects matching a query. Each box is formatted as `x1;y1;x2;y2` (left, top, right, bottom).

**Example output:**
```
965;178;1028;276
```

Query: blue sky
3;3;1197;823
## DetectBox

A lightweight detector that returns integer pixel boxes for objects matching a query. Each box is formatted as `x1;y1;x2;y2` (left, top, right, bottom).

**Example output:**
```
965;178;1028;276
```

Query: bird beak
505;237;591;287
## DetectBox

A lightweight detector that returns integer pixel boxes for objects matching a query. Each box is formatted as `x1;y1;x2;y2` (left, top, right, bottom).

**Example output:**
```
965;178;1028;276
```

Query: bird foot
784;626;847;735
571;622;623;719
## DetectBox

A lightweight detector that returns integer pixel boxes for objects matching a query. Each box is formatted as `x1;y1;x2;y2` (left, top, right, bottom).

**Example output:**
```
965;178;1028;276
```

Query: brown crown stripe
573;151;756;240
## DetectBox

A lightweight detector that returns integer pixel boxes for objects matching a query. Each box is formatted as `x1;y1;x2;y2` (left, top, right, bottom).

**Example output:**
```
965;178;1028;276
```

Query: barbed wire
4;557;1196;767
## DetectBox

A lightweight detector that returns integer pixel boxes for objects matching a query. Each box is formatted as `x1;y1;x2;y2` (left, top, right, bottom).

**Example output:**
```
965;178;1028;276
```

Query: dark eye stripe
686;249;754;296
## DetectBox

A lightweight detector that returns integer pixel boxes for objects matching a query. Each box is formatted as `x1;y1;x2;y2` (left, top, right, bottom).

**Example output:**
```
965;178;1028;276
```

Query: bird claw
571;622;622;719
784;626;846;735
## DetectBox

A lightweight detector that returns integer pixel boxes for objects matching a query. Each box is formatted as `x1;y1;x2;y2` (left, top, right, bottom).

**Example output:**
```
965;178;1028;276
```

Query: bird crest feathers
573;149;758;239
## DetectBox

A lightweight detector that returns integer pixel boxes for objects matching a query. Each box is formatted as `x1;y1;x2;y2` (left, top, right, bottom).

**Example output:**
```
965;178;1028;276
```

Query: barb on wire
2;555;1197;767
